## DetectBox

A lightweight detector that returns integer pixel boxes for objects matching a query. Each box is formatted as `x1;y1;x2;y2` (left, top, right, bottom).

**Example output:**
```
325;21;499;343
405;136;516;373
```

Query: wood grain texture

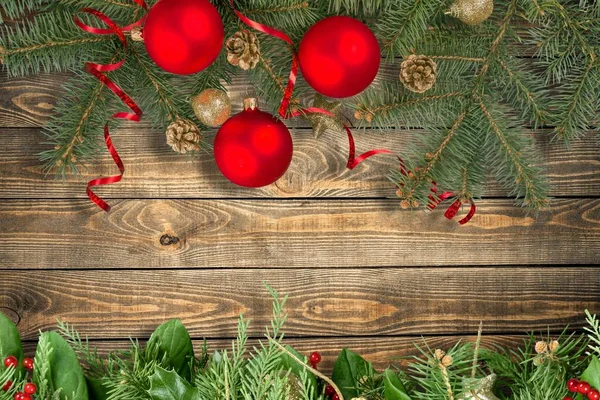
1;198;599;268
20;335;528;373
0;128;598;198
1;268;597;340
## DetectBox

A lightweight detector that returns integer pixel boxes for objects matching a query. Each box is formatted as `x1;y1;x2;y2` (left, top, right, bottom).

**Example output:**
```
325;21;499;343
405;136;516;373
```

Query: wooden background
1;57;600;374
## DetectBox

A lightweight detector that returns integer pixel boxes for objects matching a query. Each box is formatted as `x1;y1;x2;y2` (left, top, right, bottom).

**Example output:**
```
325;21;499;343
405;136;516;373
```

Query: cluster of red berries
564;378;600;400
3;356;37;400
308;352;339;400
324;384;340;400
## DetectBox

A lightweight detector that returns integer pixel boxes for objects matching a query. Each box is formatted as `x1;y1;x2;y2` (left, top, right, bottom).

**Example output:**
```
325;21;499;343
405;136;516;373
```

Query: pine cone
165;119;201;154
226;30;260;70
400;54;437;93
130;26;143;42
534;341;548;354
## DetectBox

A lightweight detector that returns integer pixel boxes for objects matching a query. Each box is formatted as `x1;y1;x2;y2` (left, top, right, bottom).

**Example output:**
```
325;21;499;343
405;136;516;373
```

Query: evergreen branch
243;1;309;15
477;95;548;209
552;57;598;143
430;55;486;62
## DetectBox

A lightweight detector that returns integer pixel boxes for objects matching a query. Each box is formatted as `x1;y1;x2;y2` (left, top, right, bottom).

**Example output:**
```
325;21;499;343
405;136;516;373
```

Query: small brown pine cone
165;119;201;154
440;354;453;367
130;26;144;42
400;54;437;93
534;341;548;354
434;349;446;360
226;30;260;70
549;340;559;353
0;45;5;64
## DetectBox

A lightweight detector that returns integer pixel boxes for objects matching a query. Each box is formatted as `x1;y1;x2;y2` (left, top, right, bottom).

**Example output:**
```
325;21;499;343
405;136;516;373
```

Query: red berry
23;383;36;395
308;352;322;366
21;395;31;400
14;393;25;400
564;397;574;400
4;356;18;368
2;380;12;391
22;358;33;371
568;379;580;392
589;389;600;400
579;381;592;395
324;385;336;396
332;394;340;400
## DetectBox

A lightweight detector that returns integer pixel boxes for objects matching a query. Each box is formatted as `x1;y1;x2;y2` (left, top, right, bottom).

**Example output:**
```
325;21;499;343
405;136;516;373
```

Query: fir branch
57;320;109;377
0;9;117;77
477;95;548;209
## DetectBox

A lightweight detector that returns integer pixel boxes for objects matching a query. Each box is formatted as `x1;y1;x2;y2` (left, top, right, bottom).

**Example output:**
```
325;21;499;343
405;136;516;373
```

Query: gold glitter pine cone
191;88;232;127
400;54;437;93
165;119;202;154
448;0;494;25
226;30;260;70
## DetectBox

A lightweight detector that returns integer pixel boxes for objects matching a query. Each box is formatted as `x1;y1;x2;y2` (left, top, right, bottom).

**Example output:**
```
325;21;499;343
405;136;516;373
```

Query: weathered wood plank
0;127;598;198
1;199;599;268
1;268;597;340
19;335;528;373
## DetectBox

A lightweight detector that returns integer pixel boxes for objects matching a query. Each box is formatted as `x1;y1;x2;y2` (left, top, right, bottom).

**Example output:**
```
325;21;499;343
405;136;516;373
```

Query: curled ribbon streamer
230;1;475;223
74;1;147;212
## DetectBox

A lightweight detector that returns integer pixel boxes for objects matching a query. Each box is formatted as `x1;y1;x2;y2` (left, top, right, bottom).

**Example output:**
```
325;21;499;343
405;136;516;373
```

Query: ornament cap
243;98;258;111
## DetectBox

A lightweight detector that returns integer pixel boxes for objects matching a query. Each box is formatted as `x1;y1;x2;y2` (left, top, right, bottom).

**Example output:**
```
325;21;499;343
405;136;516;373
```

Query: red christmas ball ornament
214;98;293;187
589;389;600;400
143;0;224;75
298;16;380;98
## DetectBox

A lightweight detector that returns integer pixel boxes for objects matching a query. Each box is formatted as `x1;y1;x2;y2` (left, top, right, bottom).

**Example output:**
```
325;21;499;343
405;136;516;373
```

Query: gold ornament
165;119;202;154
399;54;437;93
306;94;345;138
191;88;232;127
458;374;500;400
226;30;260;70
130;26;143;42
448;0;494;25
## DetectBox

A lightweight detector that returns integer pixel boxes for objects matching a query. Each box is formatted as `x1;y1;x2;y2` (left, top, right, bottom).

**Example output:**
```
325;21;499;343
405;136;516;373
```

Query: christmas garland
1;287;599;400
1;0;599;220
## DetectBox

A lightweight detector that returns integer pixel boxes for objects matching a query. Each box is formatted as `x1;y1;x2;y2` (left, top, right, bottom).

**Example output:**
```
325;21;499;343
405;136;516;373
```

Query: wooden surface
0;63;599;370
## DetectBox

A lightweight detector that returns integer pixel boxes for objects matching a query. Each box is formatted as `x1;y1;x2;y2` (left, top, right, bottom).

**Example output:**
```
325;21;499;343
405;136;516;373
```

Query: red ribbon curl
74;1;147;212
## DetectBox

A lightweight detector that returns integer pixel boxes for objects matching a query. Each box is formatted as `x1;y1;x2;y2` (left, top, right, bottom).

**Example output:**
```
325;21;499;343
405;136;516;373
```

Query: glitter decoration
306;94;345;138
191;88;232;127
448;0;494;25
457;374;501;400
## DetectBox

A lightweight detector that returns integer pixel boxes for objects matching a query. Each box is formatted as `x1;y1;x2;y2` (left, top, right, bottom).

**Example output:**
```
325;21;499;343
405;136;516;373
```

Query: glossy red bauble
2;380;12;392
143;0;224;75
214;101;293;188
308;351;322;366
298;16;380;98
588;389;600;400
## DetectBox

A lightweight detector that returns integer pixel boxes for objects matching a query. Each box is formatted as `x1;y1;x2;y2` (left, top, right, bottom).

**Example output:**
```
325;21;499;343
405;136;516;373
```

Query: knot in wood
160;234;180;246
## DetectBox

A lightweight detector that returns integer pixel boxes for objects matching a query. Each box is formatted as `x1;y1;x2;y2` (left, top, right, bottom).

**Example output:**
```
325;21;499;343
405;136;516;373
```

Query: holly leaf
577;356;600;399
148;366;203;400
147;320;194;382
332;348;374;399
86;376;110;400
37;331;88;400
383;369;411;400
0;312;24;376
